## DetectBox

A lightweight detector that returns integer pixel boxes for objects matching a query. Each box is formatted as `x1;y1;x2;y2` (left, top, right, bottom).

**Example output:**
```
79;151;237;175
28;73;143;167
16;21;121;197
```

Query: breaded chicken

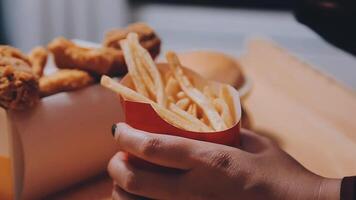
103;22;161;60
0;46;39;110
39;69;94;97
28;46;48;77
48;37;125;76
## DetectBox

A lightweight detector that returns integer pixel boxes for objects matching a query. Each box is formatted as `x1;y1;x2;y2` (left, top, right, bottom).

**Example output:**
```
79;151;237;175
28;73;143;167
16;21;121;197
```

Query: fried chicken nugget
103;22;161;60
28;46;48;77
48;37;125;76
0;45;31;65
0;46;39;110
39;69;94;97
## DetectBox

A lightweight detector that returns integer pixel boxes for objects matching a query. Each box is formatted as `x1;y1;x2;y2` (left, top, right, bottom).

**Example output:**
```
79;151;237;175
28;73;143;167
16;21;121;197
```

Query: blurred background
1;0;355;89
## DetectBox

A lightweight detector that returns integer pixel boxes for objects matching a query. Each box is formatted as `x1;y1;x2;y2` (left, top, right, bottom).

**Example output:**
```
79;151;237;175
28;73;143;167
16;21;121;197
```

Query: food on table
39;69;95;97
48;37;124;76
103;22;161;60
0;44;96;109
101;33;237;132
1;23;164;110
28;46;48;77
48;23;161;77
0;46;40;110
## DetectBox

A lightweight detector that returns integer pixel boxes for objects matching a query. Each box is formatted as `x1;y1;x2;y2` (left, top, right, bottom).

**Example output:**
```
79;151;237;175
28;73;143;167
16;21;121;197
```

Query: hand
108;123;341;200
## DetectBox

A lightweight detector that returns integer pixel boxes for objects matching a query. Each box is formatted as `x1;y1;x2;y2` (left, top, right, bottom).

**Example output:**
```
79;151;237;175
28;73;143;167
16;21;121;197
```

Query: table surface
49;39;356;199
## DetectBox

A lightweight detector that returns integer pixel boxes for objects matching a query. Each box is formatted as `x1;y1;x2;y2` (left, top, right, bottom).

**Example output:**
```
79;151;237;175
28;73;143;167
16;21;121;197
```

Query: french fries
213;98;233;128
176;91;186;99
166;51;227;131
165;77;180;98
169;103;212;132
101;33;237;132
176;98;190;110
120;39;149;97
101;76;207;132
128;33;166;106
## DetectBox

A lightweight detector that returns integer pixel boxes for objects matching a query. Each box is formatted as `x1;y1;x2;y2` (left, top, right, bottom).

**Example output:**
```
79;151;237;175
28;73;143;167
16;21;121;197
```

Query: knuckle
207;150;233;169
141;137;162;156
107;153;121;174
123;171;140;193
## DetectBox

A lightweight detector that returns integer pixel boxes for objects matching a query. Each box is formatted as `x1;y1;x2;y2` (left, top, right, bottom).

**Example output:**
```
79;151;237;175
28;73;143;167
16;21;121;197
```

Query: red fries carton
119;63;242;146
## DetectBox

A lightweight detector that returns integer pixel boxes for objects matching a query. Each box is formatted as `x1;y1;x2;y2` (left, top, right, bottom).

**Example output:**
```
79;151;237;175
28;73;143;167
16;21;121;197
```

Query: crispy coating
103;22;161;60
0;46;39;110
28;46;48;77
48;23;161;77
48;37;125;76
39;69;94;97
0;45;31;65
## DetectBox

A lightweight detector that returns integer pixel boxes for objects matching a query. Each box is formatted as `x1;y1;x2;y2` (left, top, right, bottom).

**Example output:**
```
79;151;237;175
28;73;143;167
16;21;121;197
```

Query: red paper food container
119;63;242;146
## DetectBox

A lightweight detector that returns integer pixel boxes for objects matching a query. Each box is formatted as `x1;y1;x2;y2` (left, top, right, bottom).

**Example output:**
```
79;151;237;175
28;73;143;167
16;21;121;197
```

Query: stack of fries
101;33;237;132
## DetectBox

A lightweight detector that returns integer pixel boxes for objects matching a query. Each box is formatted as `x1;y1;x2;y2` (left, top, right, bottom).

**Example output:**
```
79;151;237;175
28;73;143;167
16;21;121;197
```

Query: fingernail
111;124;117;137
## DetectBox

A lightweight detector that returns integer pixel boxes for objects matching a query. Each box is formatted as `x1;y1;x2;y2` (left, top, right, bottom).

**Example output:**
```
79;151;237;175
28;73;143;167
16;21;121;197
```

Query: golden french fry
191;104;197;117
213;98;233;128
134;55;156;97
101;75;152;103
176;91;186;99
164;71;173;83
128;33;166;106
167;96;175;104
219;85;236;124
187;104;197;117
165;77;180;97
203;86;216;101
101;75;205;132
187;104;193;114
120;39;149;97
199;115;210;126
169;103;212;132
166;51;227;131
176;98;190;110
152;104;207;132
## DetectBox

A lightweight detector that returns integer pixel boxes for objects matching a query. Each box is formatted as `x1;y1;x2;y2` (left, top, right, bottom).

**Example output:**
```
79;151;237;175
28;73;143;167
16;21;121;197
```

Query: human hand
108;123;341;200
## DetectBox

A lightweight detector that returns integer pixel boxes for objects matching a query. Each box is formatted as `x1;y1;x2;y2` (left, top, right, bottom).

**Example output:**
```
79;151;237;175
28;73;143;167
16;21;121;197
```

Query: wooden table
51;39;356;199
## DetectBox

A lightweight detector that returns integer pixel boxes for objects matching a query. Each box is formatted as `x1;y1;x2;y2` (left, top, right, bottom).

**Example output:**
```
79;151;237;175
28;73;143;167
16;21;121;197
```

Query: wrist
281;173;341;200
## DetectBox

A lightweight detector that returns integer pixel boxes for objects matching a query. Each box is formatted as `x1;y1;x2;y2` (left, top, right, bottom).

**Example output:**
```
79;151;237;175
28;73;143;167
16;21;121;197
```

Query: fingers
113;123;199;169
108;152;182;199
113;123;248;170
239;129;276;153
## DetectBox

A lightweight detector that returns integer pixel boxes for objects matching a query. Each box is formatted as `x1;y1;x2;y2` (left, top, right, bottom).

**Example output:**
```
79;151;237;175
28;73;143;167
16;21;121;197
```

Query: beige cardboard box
1;84;121;200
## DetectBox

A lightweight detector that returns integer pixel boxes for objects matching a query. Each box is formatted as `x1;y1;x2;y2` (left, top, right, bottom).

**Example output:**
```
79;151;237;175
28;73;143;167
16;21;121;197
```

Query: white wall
2;0;130;52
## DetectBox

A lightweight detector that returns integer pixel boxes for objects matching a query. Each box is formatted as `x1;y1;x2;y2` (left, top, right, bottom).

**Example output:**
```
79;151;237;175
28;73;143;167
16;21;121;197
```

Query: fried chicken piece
28;46;48;77
103;22;161;60
39;69;94;97
0;48;39;110
48;23;161;77
48;37;125;76
0;45;31;65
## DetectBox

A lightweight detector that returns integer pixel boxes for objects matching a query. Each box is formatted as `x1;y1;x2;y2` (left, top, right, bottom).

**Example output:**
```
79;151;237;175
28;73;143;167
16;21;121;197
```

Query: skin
108;123;341;200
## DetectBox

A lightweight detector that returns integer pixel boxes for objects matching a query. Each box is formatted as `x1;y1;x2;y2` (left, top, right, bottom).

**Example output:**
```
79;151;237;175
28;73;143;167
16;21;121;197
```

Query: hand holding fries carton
101;33;242;146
